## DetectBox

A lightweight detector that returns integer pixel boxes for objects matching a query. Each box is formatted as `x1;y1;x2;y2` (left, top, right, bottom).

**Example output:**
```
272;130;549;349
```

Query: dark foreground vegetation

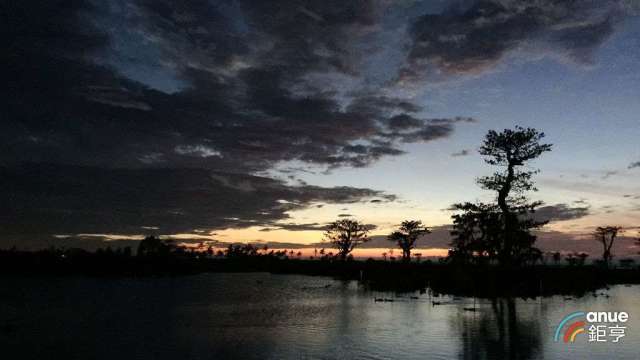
2;246;639;298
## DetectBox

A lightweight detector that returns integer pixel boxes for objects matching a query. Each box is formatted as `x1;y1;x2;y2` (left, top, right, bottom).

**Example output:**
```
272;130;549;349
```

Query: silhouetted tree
522;247;544;266
551;251;561;266
323;219;370;260
449;202;502;264
450;127;552;267
594;226;622;268
564;252;587;266
137;235;174;257
577;252;589;266
387;220;430;262
225;244;259;258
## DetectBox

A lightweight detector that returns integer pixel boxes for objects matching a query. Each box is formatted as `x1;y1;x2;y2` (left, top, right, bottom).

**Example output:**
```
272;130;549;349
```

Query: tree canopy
450;126;552;266
324;219;370;260
387;220;430;262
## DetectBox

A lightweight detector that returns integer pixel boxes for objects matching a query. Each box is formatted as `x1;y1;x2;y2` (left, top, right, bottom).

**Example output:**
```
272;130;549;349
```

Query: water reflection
1;274;639;359
455;298;541;360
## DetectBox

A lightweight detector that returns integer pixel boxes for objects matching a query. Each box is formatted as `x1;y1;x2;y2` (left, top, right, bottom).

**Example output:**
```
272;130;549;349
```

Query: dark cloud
0;163;393;248
387;114;424;130
629;161;640;169
259;223;327;232
2;0;474;173
451;149;471;157
1;0;483;248
401;0;627;80
532;203;591;223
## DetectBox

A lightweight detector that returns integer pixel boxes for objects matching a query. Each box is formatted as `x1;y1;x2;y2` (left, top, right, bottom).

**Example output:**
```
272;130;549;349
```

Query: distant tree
522;247;544;266
594;226;622;268
450;127;552;267
551;251;561;266
387;220;430;262
137;235;174;257
577;252;589;266
414;253;422;263
324;219;370;260
225;244;259;258
381;252;387;261
565;252;588;266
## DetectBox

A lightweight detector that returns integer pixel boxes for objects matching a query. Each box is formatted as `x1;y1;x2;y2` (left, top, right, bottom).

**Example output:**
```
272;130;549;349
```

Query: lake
1;273;639;359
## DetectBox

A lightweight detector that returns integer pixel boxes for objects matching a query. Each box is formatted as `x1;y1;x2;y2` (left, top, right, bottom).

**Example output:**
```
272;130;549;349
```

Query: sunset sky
3;0;640;256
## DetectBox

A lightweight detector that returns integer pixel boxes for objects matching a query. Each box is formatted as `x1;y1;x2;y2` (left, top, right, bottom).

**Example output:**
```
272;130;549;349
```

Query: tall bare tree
594;226;622;268
324;219;370;260
387;220;430;262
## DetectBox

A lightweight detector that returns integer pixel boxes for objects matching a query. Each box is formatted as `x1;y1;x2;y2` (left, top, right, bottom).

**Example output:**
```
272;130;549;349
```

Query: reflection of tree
455;298;541;360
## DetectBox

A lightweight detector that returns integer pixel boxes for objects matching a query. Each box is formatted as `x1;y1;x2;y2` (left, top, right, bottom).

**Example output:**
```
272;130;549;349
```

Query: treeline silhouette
1;241;639;297
2;127;639;297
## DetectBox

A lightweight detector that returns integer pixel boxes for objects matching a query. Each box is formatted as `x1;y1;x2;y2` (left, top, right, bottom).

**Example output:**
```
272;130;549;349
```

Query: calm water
1;273;639;359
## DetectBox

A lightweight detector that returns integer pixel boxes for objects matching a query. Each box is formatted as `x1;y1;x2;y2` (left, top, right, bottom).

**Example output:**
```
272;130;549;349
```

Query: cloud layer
2;0;631;248
402;0;626;80
3;0;477;173
0;163;394;247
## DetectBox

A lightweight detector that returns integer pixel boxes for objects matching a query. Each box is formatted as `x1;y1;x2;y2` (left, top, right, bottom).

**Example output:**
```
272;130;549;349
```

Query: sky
3;0;640;256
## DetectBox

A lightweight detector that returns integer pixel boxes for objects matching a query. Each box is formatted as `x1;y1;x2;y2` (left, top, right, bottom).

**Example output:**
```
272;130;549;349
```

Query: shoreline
2;250;639;298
